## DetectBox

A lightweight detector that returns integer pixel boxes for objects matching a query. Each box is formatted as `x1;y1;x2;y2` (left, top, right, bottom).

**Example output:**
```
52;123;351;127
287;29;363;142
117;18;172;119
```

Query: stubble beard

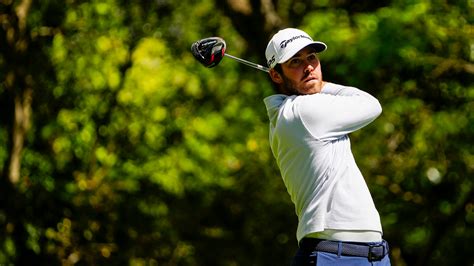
281;74;302;95
281;73;322;95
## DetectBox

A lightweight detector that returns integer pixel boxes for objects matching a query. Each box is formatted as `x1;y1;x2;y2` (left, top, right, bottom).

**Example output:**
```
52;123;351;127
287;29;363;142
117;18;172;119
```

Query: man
263;28;391;265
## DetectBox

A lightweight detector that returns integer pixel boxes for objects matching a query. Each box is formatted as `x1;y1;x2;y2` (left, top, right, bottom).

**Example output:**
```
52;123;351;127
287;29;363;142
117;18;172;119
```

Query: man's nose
304;63;314;73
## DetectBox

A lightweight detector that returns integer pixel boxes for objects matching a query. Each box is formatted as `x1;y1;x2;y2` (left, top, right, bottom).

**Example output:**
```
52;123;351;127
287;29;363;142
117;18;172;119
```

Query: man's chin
282;77;322;95
301;81;322;94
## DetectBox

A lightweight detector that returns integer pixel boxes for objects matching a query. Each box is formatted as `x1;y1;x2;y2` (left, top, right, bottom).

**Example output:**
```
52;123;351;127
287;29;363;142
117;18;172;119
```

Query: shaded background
0;0;473;265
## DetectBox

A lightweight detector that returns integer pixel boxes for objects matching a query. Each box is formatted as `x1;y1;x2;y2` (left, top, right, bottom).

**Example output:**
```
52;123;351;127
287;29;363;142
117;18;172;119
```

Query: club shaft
224;54;269;73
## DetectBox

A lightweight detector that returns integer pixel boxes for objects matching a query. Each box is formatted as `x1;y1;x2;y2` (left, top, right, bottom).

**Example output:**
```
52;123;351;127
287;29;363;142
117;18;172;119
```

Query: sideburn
272;64;301;96
281;74;302;96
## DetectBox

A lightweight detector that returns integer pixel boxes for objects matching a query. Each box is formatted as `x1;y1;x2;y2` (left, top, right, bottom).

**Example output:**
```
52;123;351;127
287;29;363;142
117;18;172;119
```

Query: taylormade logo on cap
265;28;327;69
280;35;312;48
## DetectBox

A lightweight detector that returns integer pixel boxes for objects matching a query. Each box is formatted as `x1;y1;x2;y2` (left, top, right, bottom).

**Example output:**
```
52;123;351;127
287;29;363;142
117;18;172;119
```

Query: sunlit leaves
119;38;174;106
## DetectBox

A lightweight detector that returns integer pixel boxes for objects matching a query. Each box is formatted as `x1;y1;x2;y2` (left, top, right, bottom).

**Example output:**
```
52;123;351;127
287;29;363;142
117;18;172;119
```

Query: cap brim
278;41;327;64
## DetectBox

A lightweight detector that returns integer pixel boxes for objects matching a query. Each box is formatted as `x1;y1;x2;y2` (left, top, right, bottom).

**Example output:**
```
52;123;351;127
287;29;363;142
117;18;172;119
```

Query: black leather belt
299;238;389;261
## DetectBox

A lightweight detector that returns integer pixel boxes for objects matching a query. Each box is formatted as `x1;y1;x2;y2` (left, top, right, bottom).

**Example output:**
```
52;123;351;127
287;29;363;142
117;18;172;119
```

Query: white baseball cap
265;28;327;69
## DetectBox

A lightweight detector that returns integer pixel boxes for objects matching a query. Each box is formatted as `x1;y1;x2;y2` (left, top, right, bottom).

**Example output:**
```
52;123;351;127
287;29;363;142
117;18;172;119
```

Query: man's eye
307;54;317;61
289;58;301;65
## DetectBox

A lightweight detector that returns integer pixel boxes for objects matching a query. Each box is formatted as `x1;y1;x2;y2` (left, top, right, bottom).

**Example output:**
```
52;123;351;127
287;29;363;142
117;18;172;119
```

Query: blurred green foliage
0;0;472;265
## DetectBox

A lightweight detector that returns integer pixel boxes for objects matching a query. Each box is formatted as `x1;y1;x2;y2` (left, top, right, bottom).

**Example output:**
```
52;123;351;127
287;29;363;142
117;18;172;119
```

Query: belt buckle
368;243;385;262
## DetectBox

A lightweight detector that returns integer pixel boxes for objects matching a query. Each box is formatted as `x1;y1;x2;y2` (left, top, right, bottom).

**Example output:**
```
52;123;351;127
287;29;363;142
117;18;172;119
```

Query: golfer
264;28;391;265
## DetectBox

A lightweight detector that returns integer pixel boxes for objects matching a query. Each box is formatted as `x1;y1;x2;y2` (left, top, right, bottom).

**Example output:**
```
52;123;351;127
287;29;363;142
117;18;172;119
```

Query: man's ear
269;68;283;84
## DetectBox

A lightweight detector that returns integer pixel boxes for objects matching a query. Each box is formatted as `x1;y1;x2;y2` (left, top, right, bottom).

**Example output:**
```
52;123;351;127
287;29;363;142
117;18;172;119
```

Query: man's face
270;46;324;95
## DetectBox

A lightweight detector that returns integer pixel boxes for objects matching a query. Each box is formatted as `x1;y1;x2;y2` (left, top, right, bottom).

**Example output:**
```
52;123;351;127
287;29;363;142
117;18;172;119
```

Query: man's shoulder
322;82;354;91
264;94;293;109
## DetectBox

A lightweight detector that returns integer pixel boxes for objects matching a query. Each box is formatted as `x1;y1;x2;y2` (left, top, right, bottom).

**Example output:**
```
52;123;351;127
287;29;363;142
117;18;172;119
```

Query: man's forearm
321;82;370;97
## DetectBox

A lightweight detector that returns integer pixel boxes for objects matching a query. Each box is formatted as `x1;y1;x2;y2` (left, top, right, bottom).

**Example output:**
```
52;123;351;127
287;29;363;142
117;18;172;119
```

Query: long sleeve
263;83;384;242
298;83;382;141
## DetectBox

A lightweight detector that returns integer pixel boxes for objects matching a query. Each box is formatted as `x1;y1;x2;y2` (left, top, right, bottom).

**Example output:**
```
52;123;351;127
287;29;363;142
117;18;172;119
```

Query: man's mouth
301;71;318;82
303;76;318;82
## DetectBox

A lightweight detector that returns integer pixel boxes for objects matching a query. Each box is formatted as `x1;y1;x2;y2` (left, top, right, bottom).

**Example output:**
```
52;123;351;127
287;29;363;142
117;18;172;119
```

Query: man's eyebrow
291;52;303;58
291;49;318;59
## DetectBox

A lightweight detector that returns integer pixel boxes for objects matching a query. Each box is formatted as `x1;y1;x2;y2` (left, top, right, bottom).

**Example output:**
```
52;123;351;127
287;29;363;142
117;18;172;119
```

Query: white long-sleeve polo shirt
263;82;383;242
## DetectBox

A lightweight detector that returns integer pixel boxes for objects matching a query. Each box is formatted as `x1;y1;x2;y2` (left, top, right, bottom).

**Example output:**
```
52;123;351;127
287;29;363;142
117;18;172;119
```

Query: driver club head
191;37;226;68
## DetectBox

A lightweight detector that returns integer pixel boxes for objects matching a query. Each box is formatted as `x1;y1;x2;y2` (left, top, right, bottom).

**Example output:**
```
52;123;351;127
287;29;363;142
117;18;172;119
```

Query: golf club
191;37;269;73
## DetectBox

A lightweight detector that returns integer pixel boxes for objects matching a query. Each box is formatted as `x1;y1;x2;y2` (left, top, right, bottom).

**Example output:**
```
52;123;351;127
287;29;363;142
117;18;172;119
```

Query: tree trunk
9;87;32;183
3;0;33;184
